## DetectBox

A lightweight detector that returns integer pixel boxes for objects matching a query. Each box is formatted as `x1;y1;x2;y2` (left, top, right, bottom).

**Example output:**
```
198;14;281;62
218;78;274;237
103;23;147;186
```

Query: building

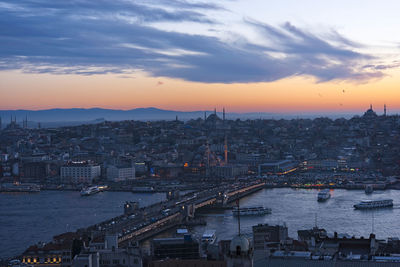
149;259;226;267
72;253;99;267
61;161;101;184
106;165;135;182
152;235;200;260
258;160;297;176
207;165;248;178
22;242;71;267
79;235;142;267
22;162;49;180
253;224;288;250
363;105;378;119
226;235;252;267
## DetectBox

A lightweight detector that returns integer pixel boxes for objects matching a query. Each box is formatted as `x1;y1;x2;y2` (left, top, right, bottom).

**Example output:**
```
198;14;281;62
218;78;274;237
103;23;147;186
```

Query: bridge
113;181;266;245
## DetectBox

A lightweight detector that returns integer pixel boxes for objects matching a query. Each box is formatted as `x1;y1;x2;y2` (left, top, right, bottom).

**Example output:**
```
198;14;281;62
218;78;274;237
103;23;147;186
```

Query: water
0;191;165;259
2;188;400;259
192;188;400;242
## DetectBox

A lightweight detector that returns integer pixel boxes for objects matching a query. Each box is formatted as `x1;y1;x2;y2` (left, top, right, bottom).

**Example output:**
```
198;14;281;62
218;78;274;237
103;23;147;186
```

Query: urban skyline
3;1;400;266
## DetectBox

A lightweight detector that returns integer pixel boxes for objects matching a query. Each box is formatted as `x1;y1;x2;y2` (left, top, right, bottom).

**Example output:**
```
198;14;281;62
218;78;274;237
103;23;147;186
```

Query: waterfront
3;188;400;259
193;188;400;242
0;191;165;259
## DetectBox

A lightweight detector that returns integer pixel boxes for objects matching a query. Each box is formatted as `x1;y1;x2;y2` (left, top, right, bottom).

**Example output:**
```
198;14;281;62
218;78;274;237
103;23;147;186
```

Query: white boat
232;206;271;216
354;199;393;209
202;230;216;245
317;189;331;202
80;186;100;196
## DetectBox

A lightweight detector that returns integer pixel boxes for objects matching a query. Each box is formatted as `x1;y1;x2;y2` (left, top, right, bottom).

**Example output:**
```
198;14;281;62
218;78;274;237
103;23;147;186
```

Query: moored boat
132;186;155;193
232;206;271;216
354;199;393;209
0;182;40;193
317;189;331;202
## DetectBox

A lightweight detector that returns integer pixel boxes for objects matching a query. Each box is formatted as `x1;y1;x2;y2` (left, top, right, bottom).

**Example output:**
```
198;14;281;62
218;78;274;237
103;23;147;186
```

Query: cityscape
2;0;400;267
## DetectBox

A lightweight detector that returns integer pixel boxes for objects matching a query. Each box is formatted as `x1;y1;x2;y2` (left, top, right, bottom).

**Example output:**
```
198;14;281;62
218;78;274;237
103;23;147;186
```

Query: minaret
214;108;216;116
0;116;2;130
204;111;206;121
224;134;228;165
223;107;225;121
370;104;372;110
384;104;387;116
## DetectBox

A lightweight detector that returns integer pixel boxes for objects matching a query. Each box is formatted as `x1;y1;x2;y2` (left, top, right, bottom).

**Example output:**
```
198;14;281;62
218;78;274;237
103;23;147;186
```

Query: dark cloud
0;0;386;83
363;61;400;70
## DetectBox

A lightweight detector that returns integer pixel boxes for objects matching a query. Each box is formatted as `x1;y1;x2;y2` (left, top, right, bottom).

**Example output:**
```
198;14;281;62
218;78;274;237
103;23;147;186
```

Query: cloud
0;0;387;83
363;60;400;70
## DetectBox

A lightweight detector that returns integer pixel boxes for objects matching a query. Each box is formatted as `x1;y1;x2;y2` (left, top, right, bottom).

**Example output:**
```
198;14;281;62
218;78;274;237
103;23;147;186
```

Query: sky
1;0;400;114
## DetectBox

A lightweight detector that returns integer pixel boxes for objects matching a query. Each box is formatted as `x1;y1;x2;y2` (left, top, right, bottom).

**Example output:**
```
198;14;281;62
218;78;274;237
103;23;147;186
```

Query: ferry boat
80;186;101;196
232;206;271;216
317;189;331;202
0;182;40;193
201;230;216;246
354;199;393;209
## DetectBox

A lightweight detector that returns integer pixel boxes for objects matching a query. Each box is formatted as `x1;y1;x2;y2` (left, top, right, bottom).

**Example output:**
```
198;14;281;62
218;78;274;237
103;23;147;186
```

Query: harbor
3;187;400;260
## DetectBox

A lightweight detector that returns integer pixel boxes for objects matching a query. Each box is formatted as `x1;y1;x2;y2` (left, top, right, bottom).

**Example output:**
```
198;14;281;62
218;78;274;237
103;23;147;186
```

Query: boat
232;206;271;216
0;182;40;193
365;185;373;194
201;230;216;246
354;199;393;209
317;189;331;202
80;186;101;196
132;186;155;193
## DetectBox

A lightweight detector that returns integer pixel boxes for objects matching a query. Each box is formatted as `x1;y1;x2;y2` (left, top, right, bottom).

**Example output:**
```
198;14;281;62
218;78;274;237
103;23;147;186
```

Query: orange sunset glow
1;68;400;114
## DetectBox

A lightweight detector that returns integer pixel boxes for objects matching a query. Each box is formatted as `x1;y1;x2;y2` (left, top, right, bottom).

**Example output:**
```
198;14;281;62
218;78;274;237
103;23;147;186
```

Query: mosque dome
230;235;250;255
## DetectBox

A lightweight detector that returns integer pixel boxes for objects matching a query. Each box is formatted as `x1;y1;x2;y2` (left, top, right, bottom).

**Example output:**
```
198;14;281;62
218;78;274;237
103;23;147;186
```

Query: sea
0;191;165;259
2;188;400;259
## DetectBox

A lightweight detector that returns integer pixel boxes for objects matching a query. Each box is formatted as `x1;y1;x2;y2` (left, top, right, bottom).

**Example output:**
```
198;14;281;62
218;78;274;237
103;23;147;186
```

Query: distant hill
0;107;361;128
0;107;274;123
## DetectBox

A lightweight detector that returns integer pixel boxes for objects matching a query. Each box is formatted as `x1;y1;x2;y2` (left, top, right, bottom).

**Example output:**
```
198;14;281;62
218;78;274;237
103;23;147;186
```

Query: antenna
236;199;241;236
315;213;318;228
372;211;374;234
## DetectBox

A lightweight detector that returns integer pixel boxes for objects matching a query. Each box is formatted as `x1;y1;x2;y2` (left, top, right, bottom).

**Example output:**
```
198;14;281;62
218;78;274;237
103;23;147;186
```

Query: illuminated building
60;161;100;184
258;160;298;176
22;242;70;267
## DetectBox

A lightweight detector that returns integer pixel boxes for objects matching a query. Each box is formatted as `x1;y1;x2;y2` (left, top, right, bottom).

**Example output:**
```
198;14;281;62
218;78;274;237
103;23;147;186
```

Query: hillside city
3;106;400;267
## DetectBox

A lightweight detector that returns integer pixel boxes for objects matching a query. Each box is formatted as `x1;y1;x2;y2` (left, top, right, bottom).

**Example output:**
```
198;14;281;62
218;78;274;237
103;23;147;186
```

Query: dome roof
230;235;250;253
